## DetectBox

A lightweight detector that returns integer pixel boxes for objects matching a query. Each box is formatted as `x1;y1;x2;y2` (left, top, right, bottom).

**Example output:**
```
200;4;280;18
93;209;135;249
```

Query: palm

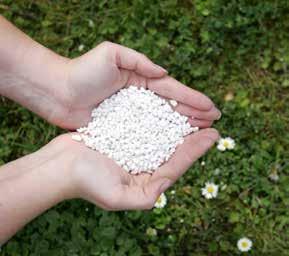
70;126;218;210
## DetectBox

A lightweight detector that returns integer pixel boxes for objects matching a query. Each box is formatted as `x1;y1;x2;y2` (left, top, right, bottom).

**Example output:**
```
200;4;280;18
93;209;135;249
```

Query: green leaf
229;212;240;223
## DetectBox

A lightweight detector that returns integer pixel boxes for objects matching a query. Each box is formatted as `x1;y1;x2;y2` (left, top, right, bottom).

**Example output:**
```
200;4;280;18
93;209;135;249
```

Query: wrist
17;136;80;202
0;16;73;127
0;40;71;126
41;134;99;201
34;136;81;201
37;153;75;202
19;43;71;120
0;139;76;243
17;154;69;205
21;43;70;101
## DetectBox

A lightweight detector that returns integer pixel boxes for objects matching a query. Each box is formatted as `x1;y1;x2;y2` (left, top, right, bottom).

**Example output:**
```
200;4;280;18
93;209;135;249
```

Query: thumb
146;177;172;197
100;41;167;78
152;128;220;184
117;178;170;210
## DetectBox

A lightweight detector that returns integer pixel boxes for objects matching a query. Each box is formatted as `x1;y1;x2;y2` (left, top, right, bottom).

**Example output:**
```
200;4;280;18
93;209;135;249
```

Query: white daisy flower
78;44;85;52
237;237;252;252
201;182;218;199
214;168;221;175
201;161;206;166
154;193;167;208
146;227;157;236
217;137;235;151
88;19;94;28
269;171;279;182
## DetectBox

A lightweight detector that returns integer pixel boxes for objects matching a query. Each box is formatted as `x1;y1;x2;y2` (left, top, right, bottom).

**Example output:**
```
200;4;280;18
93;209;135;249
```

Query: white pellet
71;134;82;142
77;86;194;174
192;127;199;132
169;99;178;107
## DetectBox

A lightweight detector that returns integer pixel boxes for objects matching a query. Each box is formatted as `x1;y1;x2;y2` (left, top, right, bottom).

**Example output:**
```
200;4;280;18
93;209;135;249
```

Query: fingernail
216;109;222;120
159;179;172;194
211;106;222;120
206;129;220;140
155;64;168;73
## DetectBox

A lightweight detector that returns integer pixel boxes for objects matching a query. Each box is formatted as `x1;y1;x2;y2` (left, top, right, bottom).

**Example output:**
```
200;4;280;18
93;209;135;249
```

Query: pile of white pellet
74;86;198;174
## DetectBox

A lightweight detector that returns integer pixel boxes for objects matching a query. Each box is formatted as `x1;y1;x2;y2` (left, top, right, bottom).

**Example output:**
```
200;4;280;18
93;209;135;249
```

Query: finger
148;76;214;111
102;42;167;78
116;179;164;210
175;103;221;121
188;118;214;128
158;96;220;121
152;128;219;185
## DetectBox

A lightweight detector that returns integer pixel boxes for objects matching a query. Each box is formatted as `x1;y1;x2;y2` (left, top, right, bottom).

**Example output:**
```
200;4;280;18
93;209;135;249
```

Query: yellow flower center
156;196;162;204
241;241;248;248
223;141;229;148
207;186;214;193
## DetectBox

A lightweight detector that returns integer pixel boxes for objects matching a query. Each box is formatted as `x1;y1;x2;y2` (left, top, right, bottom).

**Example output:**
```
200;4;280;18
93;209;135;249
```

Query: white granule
77;86;197;174
191;126;199;132
71;134;82;142
169;99;178;107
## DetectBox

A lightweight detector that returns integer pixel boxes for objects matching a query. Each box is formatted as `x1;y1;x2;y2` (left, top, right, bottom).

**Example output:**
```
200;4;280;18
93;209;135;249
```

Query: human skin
0;15;221;130
0;130;219;244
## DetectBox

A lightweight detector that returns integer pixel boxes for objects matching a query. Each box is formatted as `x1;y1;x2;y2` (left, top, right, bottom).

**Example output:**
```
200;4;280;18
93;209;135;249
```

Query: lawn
1;0;289;255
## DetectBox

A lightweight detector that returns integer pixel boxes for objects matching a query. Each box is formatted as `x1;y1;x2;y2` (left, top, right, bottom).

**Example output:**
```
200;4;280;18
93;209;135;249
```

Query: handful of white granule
75;86;198;174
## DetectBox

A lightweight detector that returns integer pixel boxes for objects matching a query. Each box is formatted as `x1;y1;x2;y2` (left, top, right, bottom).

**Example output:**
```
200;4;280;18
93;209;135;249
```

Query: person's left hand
52;42;221;129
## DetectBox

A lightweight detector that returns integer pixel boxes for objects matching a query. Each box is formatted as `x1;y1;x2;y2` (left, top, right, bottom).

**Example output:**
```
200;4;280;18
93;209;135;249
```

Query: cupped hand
50;129;219;210
55;42;221;129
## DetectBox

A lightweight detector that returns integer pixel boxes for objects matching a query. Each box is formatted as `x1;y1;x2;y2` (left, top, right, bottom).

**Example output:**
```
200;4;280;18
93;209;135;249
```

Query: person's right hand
47;129;219;210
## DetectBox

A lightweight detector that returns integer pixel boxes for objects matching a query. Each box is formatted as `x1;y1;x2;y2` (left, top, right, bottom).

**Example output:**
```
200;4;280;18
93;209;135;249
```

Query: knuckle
98;41;113;49
140;52;149;60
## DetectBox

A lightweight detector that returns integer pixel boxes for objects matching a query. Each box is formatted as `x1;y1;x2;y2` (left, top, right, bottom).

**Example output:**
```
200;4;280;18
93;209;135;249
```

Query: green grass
1;0;289;255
